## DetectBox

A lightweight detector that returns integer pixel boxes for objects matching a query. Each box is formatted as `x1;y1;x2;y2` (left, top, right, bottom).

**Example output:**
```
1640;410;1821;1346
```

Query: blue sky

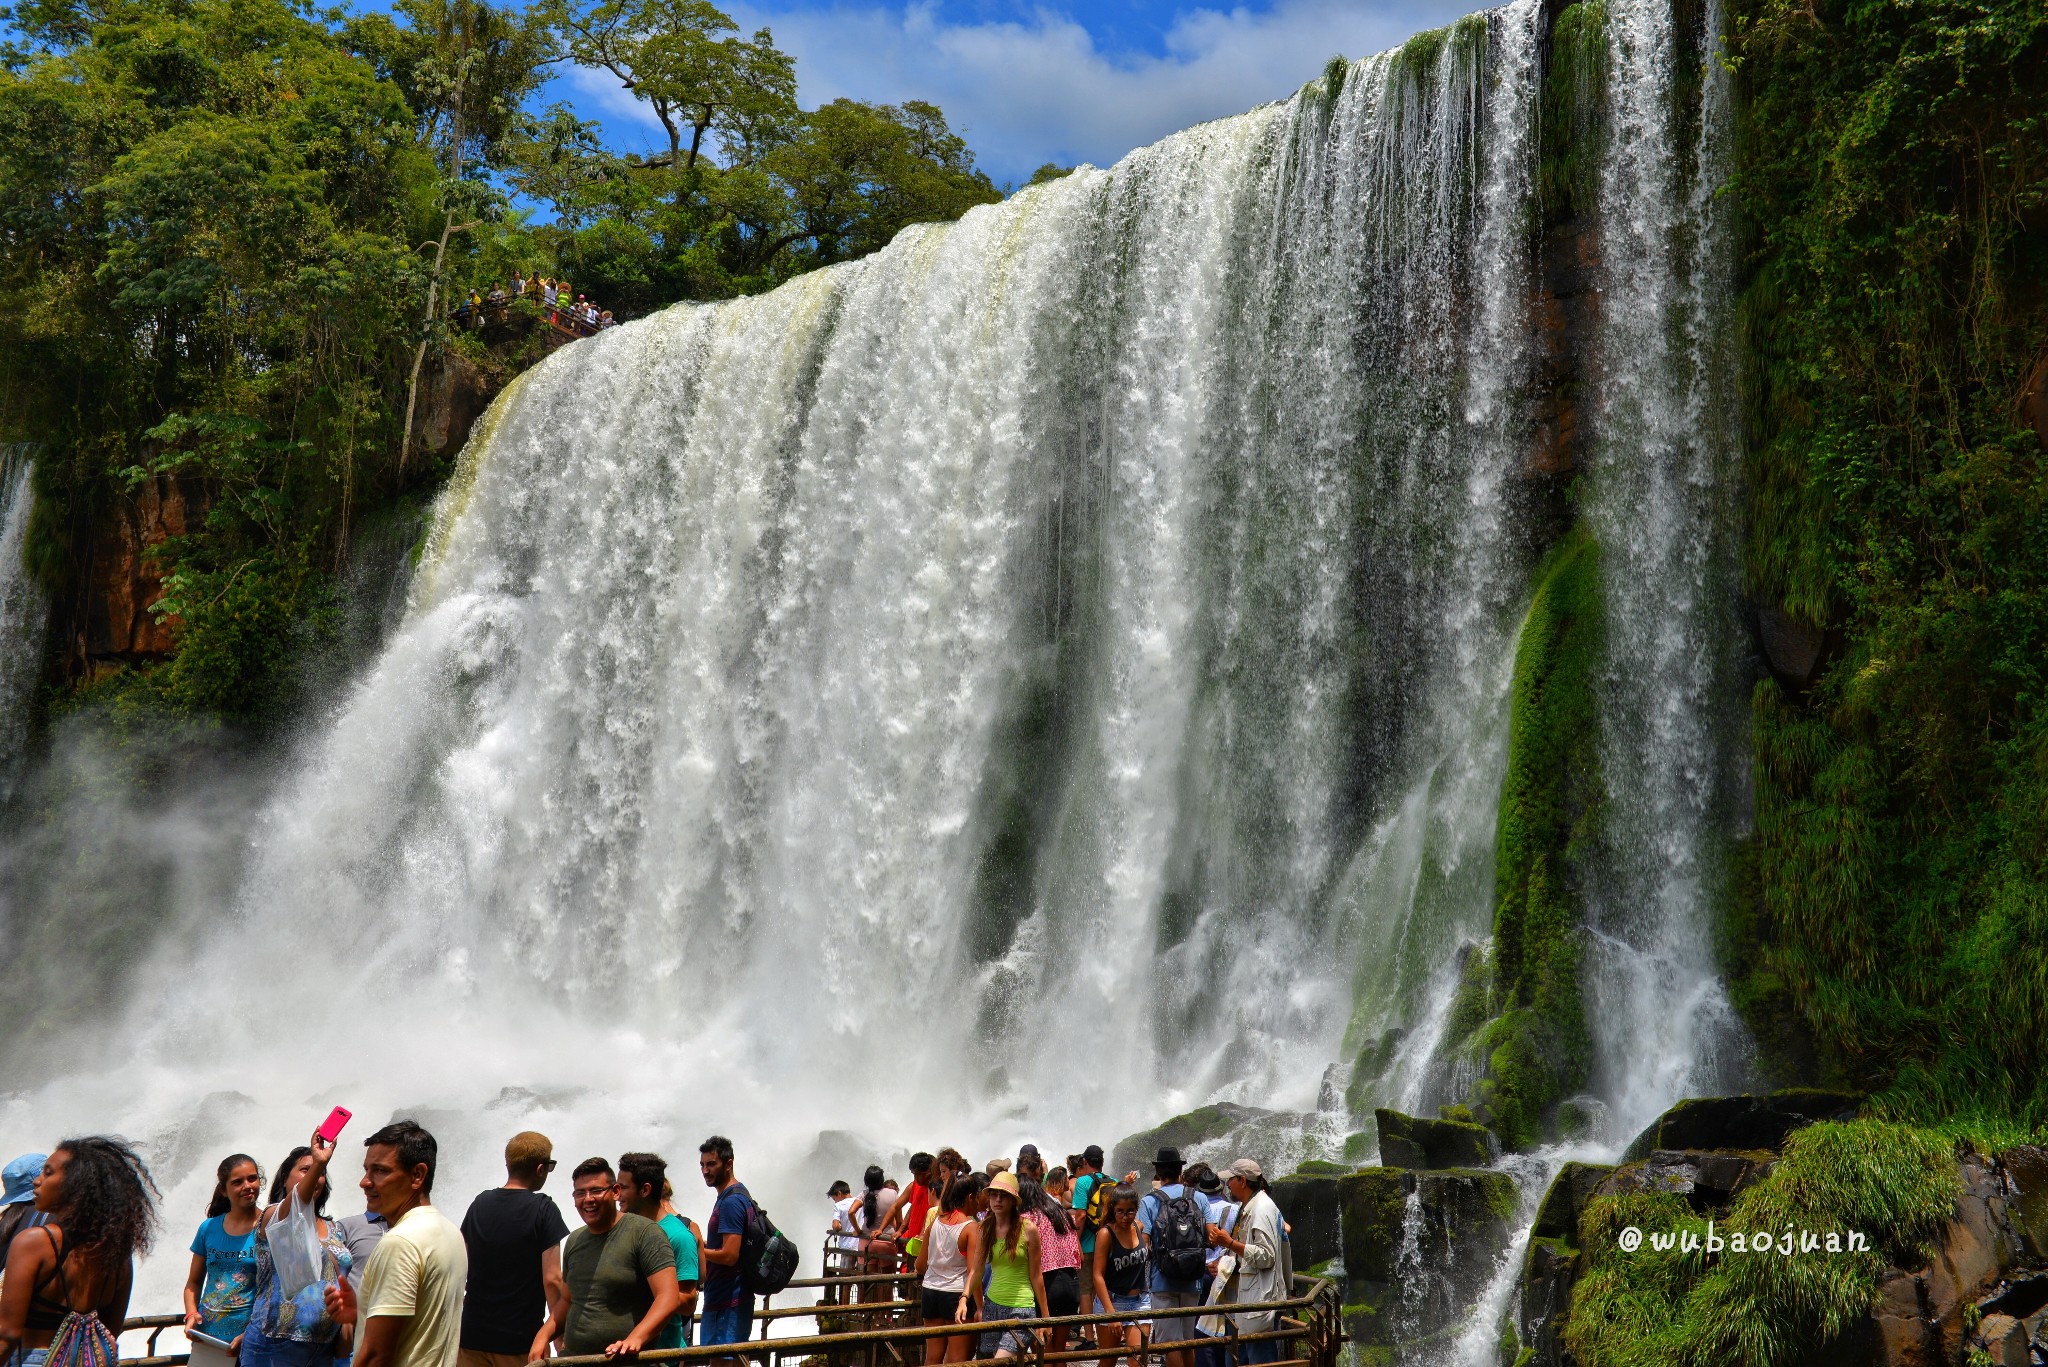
544;0;1481;189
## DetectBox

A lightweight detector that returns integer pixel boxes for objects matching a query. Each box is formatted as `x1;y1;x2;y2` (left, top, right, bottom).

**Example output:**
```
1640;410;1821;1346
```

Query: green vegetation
1540;1;1607;224
1457;527;1604;1149
0;0;998;724
1728;0;2048;1124
1563;1120;1960;1366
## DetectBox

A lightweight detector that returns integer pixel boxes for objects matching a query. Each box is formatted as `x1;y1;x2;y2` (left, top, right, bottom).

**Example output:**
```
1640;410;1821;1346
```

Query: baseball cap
1225;1158;1263;1181
2;1153;45;1206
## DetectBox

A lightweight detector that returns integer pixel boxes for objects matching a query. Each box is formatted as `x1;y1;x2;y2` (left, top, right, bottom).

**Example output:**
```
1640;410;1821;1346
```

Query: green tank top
988;1229;1034;1307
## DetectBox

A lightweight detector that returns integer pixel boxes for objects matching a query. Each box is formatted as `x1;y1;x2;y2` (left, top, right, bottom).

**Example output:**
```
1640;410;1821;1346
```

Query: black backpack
739;1195;800;1295
1153;1188;1208;1282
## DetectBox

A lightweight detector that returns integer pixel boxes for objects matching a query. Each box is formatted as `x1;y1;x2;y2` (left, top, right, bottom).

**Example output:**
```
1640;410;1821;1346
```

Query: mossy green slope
1451;526;1605;1149
1563;1120;1960;1367
1728;0;2048;1125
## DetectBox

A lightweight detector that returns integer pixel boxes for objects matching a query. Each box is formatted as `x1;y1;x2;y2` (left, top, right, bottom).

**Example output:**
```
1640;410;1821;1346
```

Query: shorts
1044;1268;1080;1319
1148;1289;1204;1345
458;1351;528;1367
1108;1292;1148;1317
700;1304;754;1347
920;1287;963;1321
977;1301;1038;1357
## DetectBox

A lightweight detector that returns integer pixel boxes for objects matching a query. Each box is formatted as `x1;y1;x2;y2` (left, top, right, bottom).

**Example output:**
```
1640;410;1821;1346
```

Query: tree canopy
0;0;1002;720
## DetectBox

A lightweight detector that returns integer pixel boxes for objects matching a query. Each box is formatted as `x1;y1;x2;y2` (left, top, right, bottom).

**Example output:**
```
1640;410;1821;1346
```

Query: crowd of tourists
0;1126;1291;1367
452;276;616;337
824;1143;1290;1367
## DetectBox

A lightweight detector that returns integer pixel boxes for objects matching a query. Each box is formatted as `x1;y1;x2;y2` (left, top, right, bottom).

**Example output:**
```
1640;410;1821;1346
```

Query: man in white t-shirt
826;1182;860;1275
324;1121;469;1367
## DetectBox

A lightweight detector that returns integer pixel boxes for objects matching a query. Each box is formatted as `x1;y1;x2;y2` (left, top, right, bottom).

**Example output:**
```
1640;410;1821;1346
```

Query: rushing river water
0;0;1747;1345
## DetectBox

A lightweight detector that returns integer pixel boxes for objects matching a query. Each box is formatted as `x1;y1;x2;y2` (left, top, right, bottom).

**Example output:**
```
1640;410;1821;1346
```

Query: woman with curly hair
0;1136;160;1367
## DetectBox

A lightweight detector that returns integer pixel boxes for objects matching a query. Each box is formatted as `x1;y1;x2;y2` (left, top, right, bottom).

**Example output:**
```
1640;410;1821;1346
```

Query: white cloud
559;0;1483;186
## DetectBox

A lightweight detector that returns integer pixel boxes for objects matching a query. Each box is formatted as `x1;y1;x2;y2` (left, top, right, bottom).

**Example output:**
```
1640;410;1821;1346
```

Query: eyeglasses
541;1159;559;1171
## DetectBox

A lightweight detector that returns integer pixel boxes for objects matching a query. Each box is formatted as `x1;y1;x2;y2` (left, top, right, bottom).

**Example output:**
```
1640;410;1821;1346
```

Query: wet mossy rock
1449;527;1603;1150
1530;1161;1615;1243
1109;1103;1272;1180
1338;1166;1519;1349
1619;1088;1861;1161
1268;1170;1345;1273
1375;1107;1499;1170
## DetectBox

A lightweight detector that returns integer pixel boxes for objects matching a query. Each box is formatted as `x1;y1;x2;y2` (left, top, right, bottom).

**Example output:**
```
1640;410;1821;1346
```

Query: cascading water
0;449;43;803
1579;0;1751;1140
0;0;1746;1336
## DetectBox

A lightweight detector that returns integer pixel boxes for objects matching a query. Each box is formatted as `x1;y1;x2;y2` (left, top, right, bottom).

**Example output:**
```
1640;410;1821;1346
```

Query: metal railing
117;1275;1343;1367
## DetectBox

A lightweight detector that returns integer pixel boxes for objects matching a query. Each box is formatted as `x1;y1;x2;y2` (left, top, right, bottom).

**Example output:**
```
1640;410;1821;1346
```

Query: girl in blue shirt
183;1154;264;1344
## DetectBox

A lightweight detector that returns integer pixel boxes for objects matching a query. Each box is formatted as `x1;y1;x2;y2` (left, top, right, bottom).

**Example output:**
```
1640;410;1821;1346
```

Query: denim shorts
1108;1292;1148;1317
977;1301;1038;1357
699;1304;754;1347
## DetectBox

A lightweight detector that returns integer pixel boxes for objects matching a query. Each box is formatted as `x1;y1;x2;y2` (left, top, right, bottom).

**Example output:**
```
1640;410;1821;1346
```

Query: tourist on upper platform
244;1137;355;1367
915;1171;979;1364
959;1172;1044;1360
1018;1179;1079;1351
598;312;615;330
0;1154;51;1279
183;1153;262;1344
872;1153;936;1254
457;1132;567;1367
852;1166;899;1303
0;1138;159;1367
826;1180;858;1275
1208;1161;1285;1365
321;1121;467;1367
1138;1149;1207;1367
695;1136;755;1356
532;1158;674;1361
616;1153;697;1351
1089;1185;1147;1367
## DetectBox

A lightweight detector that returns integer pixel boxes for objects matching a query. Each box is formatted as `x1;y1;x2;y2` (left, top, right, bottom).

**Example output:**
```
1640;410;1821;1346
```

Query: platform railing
118;1275;1344;1367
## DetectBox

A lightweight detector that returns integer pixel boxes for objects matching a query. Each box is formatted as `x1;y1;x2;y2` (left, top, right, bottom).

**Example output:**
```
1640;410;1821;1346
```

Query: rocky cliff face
68;469;207;670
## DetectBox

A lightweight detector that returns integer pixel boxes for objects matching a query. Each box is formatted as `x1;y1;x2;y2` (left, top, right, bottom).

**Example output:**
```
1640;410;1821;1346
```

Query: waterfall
0;0;1747;1322
0;450;43;803
1579;0;1750;1138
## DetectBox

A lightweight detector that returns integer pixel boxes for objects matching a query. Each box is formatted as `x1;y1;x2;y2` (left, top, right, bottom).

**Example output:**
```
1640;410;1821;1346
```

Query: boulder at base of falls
1110;1103;1276;1179
1619;1087;1861;1160
1269;1168;1347;1273
1374;1107;1499;1170
1336;1166;1517;1353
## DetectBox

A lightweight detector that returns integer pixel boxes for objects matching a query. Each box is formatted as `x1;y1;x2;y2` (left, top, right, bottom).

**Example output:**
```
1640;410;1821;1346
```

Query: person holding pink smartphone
241;1111;357;1367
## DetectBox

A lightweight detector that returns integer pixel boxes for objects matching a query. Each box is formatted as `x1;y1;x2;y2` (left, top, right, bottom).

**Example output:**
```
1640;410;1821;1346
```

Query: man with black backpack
695;1136;798;1362
696;1136;754;1358
1138;1148;1209;1367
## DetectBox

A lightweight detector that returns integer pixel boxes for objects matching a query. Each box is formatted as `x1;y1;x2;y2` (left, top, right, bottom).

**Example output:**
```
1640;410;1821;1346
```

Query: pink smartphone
316;1106;352;1143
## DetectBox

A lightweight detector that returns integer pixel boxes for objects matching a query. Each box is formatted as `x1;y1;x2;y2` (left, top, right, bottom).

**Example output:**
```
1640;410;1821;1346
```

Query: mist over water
0;0;1746;1332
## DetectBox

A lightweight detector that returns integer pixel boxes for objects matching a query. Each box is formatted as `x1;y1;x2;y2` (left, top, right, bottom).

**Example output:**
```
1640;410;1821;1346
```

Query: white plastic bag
267;1187;325;1299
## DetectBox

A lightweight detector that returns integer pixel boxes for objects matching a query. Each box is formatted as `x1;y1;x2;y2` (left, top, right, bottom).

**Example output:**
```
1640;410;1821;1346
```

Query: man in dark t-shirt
458;1131;570;1367
696;1135;755;1357
538;1158;678;1358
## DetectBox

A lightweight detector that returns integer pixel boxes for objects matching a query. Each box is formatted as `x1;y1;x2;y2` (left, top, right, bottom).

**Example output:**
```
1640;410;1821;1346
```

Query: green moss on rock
1563;1120;1959;1367
1460;526;1604;1149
